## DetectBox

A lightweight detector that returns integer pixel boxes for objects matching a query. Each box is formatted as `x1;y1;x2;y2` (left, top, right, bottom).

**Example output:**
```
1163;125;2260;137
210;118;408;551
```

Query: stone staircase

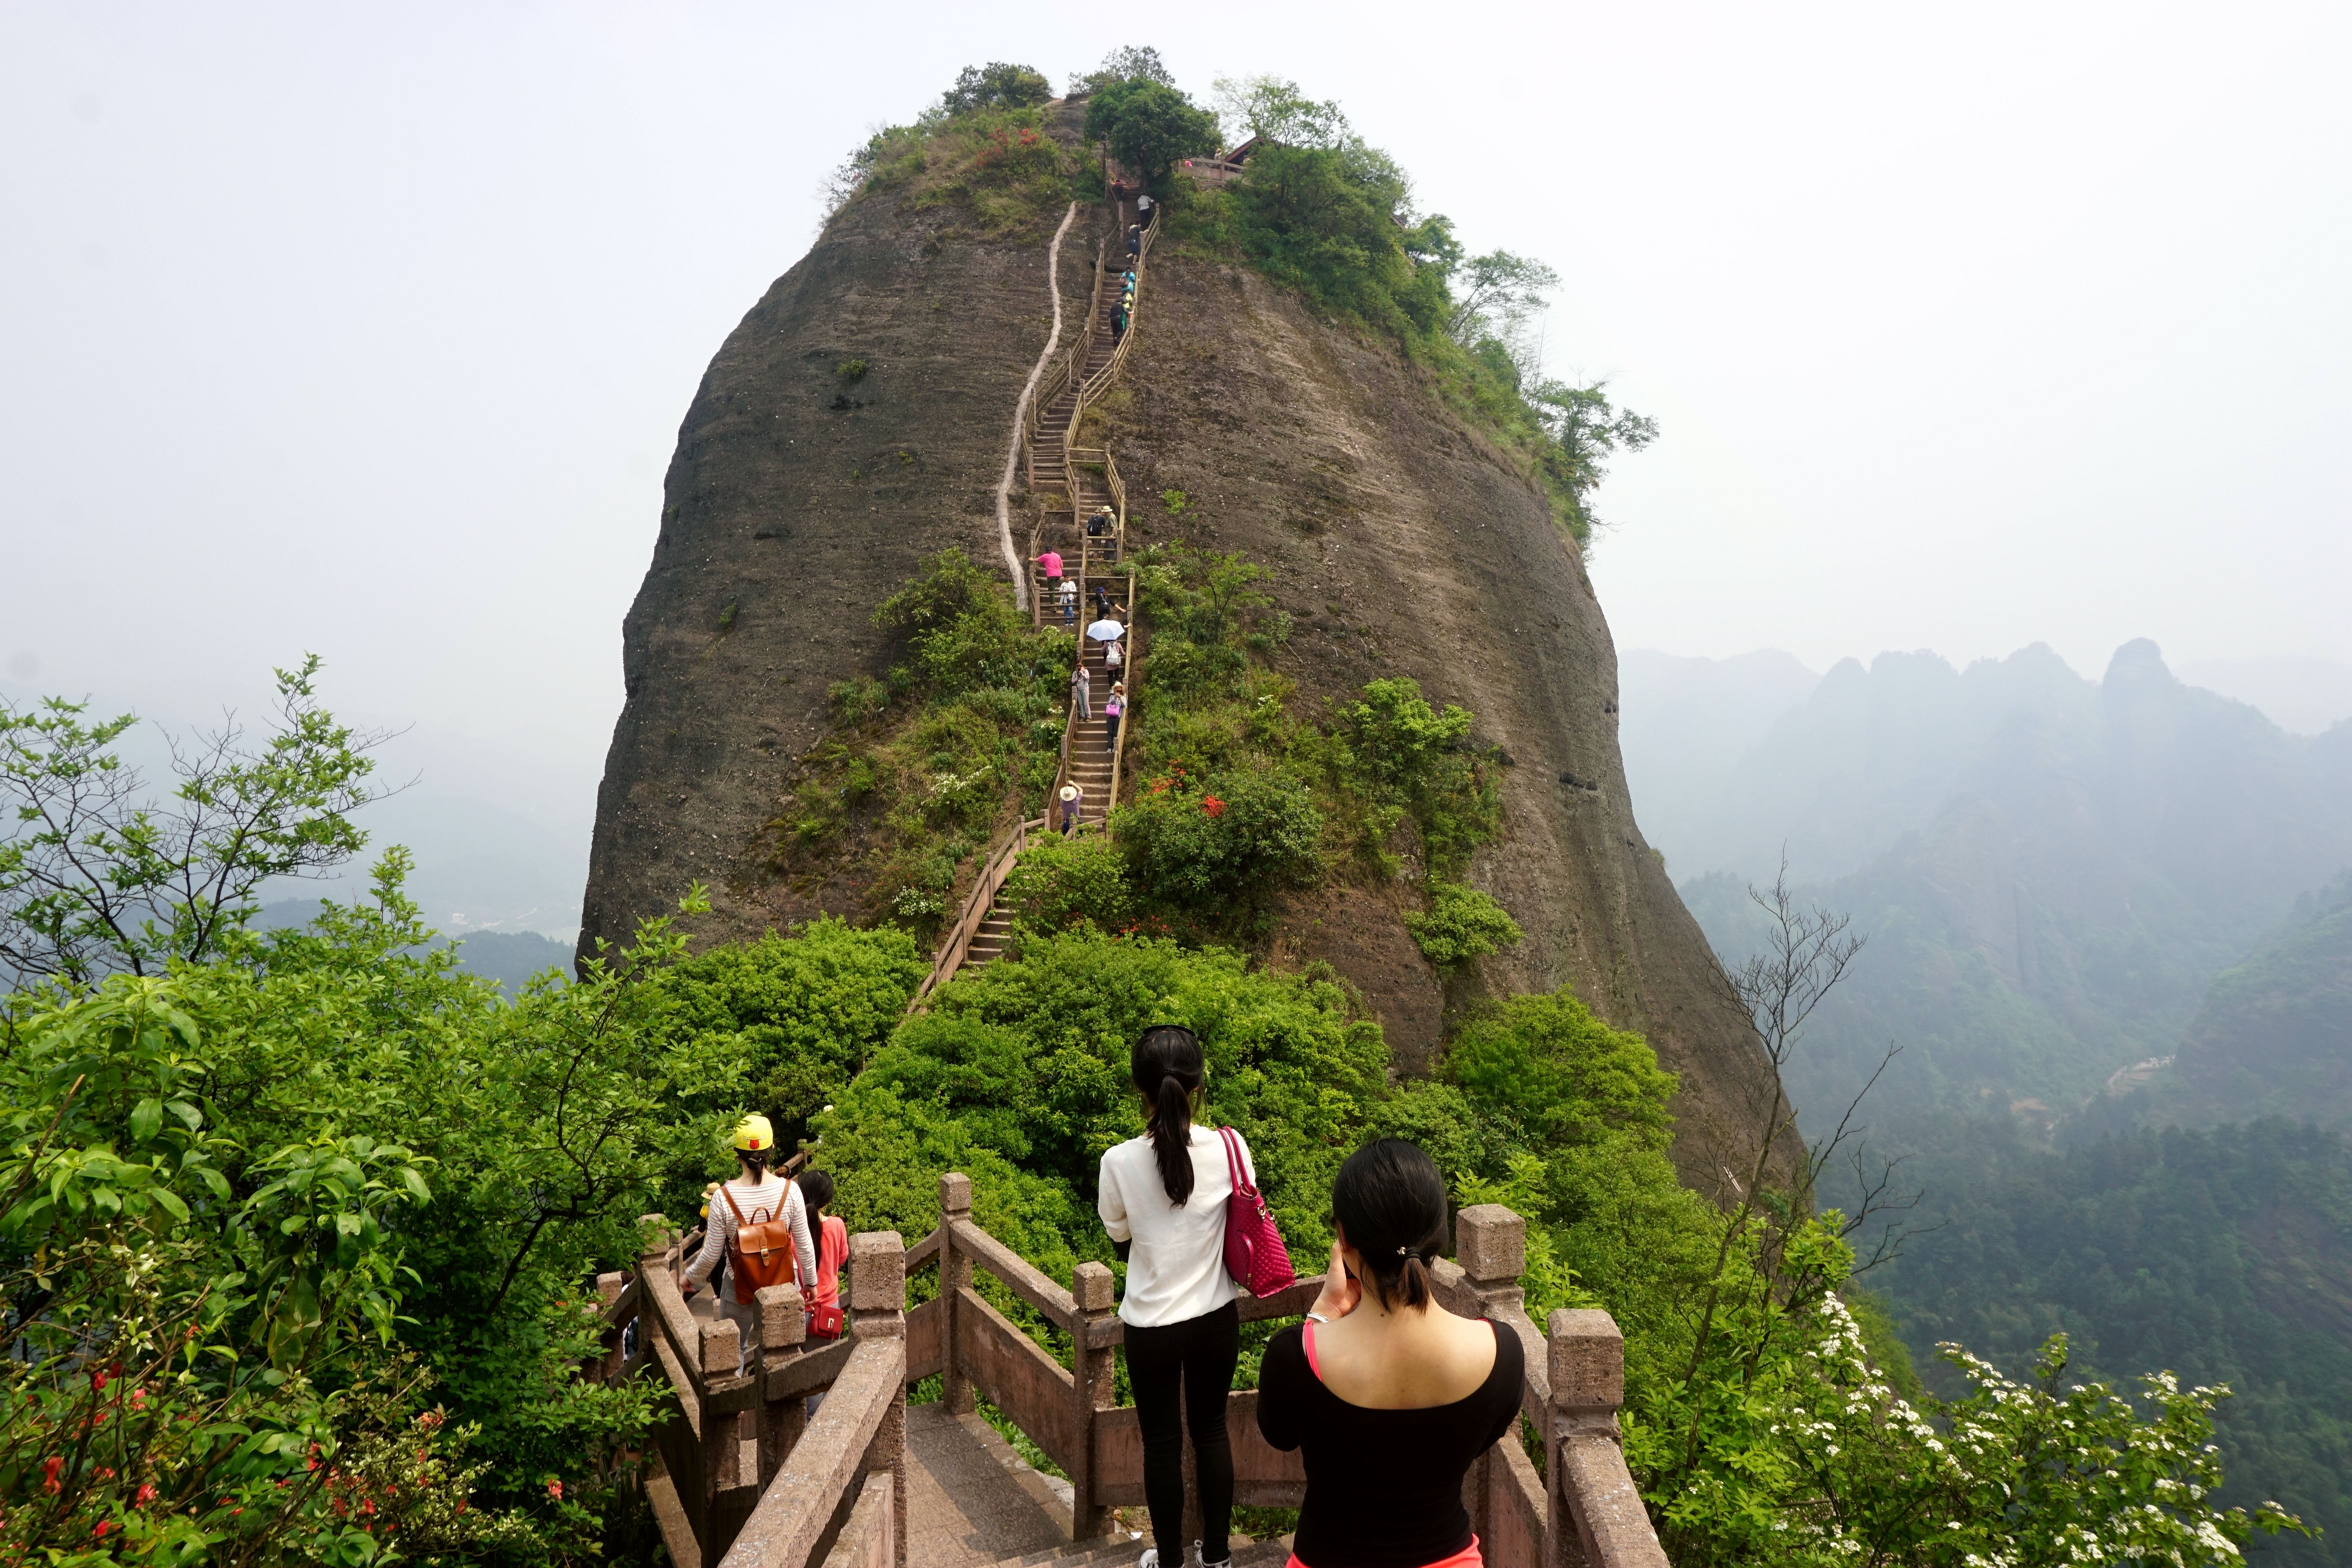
1028;198;1138;587
958;199;1147;979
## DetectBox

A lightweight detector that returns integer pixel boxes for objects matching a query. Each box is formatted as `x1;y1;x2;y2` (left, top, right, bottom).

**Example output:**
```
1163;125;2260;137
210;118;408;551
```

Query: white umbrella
1085;618;1126;642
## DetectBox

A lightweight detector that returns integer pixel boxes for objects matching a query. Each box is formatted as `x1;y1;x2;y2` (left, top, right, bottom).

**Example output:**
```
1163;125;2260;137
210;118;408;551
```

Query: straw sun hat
1059;784;1080;802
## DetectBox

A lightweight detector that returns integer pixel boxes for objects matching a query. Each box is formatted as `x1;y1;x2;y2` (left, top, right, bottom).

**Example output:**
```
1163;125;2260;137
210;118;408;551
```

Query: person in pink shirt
797;1169;850;1339
1035;549;1064;598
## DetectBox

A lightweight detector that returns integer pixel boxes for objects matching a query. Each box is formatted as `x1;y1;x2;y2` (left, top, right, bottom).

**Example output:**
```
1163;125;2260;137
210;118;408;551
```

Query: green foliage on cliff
649;918;924;1151
1153;76;1654;542
825;61;1084;234
774;549;1074;935
1404;881;1522;967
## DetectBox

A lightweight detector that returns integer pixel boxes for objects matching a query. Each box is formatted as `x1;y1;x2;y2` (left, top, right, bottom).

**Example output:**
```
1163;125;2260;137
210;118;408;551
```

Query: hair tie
1397;1246;1410;1257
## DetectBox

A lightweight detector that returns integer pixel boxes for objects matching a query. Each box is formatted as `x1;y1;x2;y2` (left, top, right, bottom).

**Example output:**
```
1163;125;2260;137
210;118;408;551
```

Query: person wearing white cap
1059;781;1085;835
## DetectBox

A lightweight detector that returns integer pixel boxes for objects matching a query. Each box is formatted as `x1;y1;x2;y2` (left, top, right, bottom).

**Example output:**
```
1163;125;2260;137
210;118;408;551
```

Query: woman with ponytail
1256;1139;1522;1568
1098;1025;1254;1568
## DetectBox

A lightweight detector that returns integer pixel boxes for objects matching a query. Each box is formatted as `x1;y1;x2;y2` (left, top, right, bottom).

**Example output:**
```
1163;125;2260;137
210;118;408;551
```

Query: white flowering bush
1626;1216;2308;1566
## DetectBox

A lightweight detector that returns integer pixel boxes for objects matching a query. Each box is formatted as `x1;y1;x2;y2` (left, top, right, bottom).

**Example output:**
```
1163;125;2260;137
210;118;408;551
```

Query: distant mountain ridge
1656;640;2352;1121
2107;873;2352;1131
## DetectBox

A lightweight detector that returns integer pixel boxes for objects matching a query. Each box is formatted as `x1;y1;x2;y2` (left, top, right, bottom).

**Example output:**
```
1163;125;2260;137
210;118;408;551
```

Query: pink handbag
1219;1127;1296;1297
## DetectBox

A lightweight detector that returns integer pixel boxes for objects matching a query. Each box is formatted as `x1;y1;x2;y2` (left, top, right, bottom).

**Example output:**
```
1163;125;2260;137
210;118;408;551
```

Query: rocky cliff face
580;115;1788;1187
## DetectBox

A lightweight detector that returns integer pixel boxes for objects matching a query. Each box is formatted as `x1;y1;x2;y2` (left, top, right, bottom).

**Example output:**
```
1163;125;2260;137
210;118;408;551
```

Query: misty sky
5;1;2347;925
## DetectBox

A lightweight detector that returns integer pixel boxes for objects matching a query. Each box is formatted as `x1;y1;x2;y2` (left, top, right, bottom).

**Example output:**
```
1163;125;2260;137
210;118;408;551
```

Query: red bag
1219;1127;1296;1297
807;1302;845;1340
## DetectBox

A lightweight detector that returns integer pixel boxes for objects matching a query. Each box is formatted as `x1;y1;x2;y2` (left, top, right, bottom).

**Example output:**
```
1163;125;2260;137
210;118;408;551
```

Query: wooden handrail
913;815;1045;1004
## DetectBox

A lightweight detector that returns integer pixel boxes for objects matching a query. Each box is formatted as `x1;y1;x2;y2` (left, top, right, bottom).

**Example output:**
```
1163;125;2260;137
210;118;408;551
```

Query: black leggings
1123;1300;1239;1565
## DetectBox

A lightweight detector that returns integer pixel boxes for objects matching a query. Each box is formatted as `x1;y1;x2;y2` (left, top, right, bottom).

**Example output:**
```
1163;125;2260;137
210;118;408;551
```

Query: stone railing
906;1174;1669;1567
595;1221;911;1568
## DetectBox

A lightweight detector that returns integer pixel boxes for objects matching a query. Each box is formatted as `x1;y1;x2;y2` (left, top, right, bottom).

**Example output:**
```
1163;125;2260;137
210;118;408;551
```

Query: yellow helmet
732;1114;775;1153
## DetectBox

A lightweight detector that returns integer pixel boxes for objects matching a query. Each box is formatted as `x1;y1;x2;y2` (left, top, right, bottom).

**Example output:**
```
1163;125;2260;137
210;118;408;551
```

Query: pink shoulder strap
1303;1319;1322;1381
1219;1125;1247;1191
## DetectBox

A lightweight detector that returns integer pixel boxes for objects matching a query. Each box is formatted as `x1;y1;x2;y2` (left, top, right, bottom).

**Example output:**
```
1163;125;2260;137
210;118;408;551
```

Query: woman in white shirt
683;1114;817;1373
1098;1025;1252;1568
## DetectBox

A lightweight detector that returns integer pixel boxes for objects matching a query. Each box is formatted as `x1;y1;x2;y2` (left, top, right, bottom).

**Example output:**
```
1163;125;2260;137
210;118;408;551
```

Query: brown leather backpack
720;1183;798;1305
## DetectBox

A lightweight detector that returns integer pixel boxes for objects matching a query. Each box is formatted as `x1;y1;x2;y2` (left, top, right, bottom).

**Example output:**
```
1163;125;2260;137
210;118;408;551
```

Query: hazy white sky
4;0;2347;906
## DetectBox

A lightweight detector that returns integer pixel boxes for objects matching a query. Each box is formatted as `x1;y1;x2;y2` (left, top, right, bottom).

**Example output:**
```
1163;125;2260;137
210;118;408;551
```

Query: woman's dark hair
1332;1138;1449;1311
1133;1025;1205;1206
798;1169;834;1213
738;1147;770;1180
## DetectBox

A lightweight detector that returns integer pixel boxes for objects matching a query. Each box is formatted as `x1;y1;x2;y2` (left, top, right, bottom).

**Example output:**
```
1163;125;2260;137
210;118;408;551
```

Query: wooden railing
912;815;1046;1004
904;1174;1670;1567
595;1221;911;1568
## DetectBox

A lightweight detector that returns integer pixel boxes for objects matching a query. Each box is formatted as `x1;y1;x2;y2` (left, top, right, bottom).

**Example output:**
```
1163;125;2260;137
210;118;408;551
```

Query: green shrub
1113;768;1323;913
998;832;1136;940
650;918;924;1152
1405;881;1522;966
1330;678;1501;876
836;357;869;380
1445;989;1677;1153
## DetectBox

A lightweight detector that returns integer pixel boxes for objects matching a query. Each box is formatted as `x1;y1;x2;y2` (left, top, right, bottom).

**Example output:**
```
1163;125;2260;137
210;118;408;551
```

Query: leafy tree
0;657;391;991
1070;45;1177;97
1530;379;1658;533
1405;882;1523;967
935;61;1053;119
1209;74;1346;148
0;967;534;1563
1084;78;1221;194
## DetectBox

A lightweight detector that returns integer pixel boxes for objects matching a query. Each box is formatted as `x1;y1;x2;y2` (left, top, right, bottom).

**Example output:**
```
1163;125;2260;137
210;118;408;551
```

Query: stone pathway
904;1403;1075;1567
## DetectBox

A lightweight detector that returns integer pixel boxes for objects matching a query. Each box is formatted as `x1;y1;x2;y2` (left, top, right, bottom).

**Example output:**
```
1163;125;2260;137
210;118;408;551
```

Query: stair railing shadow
595;1221;911;1568
907;1174;1669;1568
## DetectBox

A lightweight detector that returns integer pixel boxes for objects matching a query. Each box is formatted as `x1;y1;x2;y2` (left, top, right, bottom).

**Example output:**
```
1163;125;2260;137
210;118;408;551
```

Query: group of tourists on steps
681;1115;849;1374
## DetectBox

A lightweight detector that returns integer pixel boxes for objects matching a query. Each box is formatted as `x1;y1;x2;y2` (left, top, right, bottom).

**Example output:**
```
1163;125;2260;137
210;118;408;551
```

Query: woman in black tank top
1256;1140;1523;1568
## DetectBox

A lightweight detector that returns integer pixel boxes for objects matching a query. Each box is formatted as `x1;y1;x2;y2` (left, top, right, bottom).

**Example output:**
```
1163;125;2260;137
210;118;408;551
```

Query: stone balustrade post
699;1317;744;1494
938;1173;976;1415
1455;1203;1527;1553
1548;1309;1626;1568
756;1281;807;1486
851;1230;910;1568
1069;1260;1118;1540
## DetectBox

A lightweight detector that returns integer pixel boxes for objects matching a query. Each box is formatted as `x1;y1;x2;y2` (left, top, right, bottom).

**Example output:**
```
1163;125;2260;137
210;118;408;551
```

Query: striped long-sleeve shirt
686;1173;817;1301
